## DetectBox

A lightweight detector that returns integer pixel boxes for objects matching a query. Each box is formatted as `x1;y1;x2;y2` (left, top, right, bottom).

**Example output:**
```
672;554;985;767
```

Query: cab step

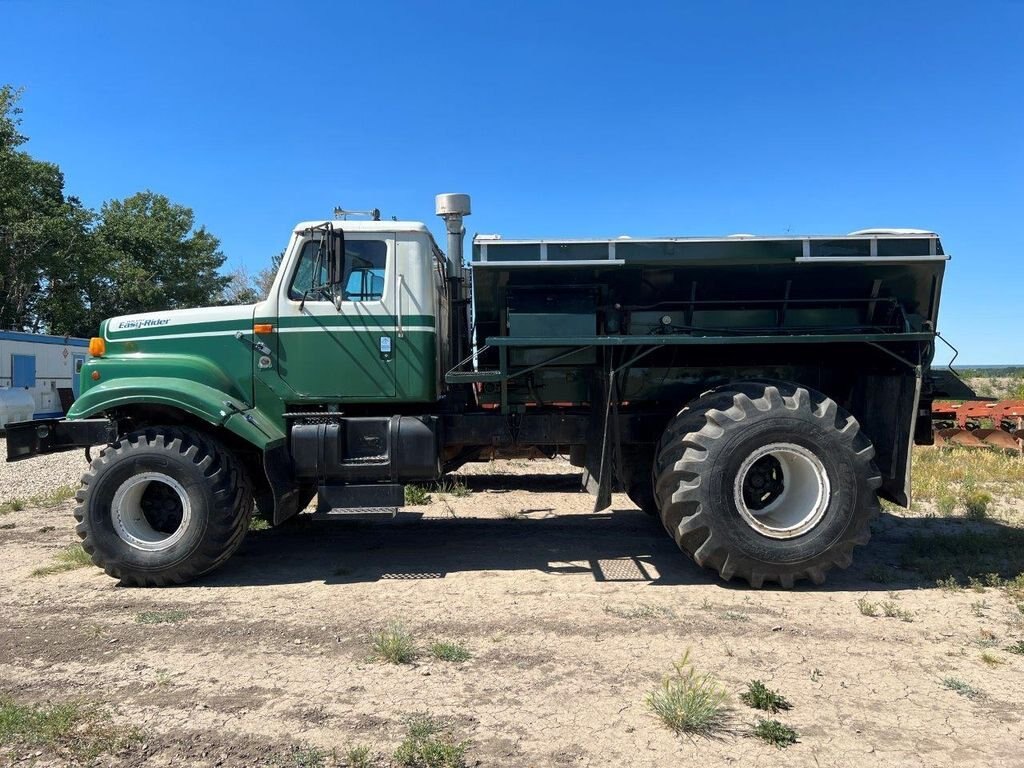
312;507;398;521
315;483;405;515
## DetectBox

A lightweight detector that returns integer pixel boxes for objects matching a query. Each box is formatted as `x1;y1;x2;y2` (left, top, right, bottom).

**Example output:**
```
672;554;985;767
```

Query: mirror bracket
299;222;346;312
328;226;346;311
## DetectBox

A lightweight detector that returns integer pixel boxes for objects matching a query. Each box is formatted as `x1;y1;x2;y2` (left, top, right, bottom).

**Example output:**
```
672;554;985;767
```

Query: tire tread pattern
653;382;882;588
73;426;253;587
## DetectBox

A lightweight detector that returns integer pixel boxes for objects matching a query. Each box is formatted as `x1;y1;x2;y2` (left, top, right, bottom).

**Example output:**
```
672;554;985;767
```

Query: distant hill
956;366;1024;376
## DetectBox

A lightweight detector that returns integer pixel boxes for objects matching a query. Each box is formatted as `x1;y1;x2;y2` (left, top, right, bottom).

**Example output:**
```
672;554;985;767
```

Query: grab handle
397;274;405;338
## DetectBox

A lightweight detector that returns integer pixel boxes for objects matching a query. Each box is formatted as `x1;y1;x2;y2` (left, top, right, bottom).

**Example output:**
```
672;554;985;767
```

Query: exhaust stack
435;193;471;278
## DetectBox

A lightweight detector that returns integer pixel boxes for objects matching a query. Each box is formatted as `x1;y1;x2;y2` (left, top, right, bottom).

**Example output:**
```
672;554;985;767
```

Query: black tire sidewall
85;445;213;572
704;412;862;566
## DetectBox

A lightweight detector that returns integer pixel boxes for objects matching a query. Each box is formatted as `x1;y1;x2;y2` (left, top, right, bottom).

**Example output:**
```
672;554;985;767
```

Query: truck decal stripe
276;326;435;334
104;329;242;342
105;317;436;342
104;326;436;342
274;315;434;329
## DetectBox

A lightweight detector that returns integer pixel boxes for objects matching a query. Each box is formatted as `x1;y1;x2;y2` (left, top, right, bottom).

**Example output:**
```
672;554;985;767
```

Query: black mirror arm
329;227;346;312
296;224;345;312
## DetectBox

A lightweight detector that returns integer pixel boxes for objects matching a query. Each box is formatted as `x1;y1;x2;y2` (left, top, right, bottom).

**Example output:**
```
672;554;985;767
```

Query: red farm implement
932;400;1024;451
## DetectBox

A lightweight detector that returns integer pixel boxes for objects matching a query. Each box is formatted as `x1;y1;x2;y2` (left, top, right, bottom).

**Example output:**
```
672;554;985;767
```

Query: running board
312;507;398;520
316;483;404;514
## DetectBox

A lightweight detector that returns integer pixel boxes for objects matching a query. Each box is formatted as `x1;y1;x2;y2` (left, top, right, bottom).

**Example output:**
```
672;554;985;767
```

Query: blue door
72;354;86;398
11;354;36;388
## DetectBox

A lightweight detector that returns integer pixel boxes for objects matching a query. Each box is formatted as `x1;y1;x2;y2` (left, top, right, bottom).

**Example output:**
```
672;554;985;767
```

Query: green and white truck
7;193;948;588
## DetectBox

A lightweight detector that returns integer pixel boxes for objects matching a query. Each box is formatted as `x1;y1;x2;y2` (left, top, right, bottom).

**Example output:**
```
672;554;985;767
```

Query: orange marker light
91;371;101;381
88;337;106;356
253;323;274;335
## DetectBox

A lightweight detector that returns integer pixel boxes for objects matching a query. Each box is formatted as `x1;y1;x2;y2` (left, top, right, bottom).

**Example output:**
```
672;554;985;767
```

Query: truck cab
255;220;450;411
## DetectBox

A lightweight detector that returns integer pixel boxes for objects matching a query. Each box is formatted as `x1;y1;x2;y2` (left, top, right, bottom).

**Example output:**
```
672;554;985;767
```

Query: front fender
77;352;246;403
67;376;284;449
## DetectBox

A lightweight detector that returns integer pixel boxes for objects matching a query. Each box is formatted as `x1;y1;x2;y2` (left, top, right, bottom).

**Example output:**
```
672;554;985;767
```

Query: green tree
38;191;230;337
0;85;91;332
34;199;98;335
2;85;234;337
88;191;229;321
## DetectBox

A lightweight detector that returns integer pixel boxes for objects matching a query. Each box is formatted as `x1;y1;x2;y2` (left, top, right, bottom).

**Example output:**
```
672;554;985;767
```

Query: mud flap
852;372;920;508
263;439;302;525
582;371;613;512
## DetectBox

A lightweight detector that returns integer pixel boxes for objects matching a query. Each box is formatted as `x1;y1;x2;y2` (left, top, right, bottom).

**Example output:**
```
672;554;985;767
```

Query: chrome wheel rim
111;472;192;551
733;442;830;539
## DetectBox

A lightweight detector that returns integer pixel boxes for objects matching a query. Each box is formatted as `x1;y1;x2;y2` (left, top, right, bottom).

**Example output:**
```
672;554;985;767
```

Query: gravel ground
0;437;91;501
2;457;1023;767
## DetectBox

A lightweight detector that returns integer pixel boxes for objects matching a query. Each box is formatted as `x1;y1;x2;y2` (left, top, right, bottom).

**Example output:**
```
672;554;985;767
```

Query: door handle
234;330;270;356
397;274;405;338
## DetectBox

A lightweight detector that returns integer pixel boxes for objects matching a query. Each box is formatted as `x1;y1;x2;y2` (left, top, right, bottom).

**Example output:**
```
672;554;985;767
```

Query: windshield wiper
298;230;333;311
299;284;332;312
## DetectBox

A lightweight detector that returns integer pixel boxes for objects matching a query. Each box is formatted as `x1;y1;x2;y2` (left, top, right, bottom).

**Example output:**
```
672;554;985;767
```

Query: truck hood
104;304;257;341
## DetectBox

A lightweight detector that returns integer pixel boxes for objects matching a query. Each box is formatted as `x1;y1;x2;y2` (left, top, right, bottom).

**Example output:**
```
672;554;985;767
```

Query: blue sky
1;1;1021;363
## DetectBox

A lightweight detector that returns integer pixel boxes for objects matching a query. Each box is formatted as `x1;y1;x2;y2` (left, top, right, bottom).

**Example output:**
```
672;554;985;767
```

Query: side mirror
328;228;346;287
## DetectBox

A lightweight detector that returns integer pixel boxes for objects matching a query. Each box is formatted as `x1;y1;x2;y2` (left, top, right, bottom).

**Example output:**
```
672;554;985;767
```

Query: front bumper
5;419;118;462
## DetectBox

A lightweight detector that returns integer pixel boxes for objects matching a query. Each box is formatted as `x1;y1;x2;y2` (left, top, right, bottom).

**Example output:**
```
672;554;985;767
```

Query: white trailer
0;331;89;423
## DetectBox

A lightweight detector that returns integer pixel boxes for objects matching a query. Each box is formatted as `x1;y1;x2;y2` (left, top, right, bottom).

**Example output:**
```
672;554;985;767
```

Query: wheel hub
742;454;785;509
733;443;830;539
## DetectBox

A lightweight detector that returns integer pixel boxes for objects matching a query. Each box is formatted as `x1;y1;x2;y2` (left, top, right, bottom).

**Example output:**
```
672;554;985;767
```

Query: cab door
275;232;397;400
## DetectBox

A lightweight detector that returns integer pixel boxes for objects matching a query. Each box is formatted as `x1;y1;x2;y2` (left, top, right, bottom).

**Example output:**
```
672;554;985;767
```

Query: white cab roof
293;220;430;235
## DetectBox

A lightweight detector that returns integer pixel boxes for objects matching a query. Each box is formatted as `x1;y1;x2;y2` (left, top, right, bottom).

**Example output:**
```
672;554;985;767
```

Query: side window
288;239;388;302
342;242;387;301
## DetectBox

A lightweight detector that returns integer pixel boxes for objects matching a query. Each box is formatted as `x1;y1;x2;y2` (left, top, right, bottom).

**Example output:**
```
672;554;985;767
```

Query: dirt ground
2;455;1023;767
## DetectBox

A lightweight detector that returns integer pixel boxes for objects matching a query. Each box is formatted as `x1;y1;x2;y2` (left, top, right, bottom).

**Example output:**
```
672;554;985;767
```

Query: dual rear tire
649;382;881;588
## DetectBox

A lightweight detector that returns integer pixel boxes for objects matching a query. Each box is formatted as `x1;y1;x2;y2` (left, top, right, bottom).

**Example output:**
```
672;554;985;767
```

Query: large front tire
654;382;881;588
74;426;253;586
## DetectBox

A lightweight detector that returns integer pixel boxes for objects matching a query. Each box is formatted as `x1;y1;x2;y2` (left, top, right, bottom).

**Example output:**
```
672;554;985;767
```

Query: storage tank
0;388;36;429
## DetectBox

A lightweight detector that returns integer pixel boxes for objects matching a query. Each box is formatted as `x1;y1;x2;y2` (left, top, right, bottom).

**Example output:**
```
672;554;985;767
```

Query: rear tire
74;426;252;586
654;382;881;588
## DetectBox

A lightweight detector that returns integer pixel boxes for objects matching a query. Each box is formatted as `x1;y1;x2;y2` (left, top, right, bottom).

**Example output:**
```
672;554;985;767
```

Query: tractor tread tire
74;426;252;587
653;382;881;588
